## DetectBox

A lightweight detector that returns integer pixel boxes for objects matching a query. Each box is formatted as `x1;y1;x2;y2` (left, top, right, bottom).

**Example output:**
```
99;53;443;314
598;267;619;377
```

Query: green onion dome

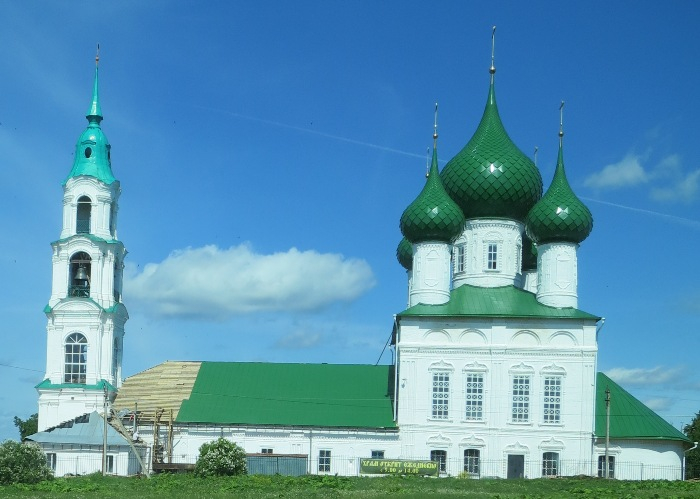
396;237;413;270
400;148;465;244
441;81;542;222
521;234;537;271
526;145;593;244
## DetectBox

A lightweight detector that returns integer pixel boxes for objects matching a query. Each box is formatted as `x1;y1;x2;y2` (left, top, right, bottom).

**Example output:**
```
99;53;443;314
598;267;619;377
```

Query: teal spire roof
440;79;542;222
526;134;593;245
64;56;116;185
400;141;465;244
396;237;413;270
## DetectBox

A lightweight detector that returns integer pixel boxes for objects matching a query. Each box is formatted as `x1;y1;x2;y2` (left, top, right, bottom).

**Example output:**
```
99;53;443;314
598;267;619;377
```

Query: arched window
76;196;92;234
464;449;480;477
64;333;87;384
69;252;91;297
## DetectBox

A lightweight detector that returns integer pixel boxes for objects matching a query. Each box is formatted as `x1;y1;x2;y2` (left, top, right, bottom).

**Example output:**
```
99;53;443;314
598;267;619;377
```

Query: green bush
0;440;53;485
194;438;247;477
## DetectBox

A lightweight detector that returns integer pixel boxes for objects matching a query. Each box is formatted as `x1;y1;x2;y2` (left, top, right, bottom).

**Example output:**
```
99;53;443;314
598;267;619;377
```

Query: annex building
28;50;692;480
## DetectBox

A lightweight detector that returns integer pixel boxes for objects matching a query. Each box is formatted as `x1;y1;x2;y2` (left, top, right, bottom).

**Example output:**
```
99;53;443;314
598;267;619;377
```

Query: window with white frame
431;372;450;419
430;450;447;474
464;372;484;421
487;243;499;270
543;376;562;424
598;455;615;478
455;244;465;273
46;452;57;471
261;448;273;454
318;450;331;473
106;455;114;474
464;449;480;476
371;450;385;459
511;375;530;422
542;452;559;477
64;333;88;384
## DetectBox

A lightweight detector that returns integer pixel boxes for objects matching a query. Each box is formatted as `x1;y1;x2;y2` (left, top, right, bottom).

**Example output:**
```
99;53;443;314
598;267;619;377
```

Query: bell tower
37;50;128;431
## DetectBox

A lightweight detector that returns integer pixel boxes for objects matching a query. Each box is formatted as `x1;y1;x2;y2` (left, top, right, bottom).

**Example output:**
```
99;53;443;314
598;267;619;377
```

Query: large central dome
441;82;542;222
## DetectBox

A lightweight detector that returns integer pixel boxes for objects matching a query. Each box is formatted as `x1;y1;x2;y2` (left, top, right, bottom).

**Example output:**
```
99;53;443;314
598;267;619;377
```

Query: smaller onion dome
526;141;593;245
396;237;413;270
400;142;465;244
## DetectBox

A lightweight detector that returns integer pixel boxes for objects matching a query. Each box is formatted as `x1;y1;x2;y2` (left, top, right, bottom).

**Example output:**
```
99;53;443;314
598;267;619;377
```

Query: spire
87;44;103;124
490;26;496;83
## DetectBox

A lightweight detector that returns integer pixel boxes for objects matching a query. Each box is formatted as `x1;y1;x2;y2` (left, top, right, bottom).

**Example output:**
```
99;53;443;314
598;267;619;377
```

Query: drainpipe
683;442;698;480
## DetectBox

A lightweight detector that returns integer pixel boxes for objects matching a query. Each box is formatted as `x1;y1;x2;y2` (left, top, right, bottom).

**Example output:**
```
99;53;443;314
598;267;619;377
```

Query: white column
536;242;579;308
409;242;451;306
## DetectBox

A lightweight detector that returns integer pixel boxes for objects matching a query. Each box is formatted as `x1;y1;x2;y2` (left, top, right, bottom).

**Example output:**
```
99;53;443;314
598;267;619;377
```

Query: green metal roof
595;372;690;443
35;379;117;392
400;146;465;243
177;362;397;429
399;284;599;319
440;80;542;222
396;237;413;271
64;64;117;186
526;143;593;244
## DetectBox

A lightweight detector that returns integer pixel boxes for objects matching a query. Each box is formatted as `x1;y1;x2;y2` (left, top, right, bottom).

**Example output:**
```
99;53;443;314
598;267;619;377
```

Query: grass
2;473;700;498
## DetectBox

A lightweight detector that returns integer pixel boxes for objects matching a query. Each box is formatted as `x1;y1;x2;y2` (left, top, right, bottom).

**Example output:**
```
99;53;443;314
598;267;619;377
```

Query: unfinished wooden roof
113;361;201;421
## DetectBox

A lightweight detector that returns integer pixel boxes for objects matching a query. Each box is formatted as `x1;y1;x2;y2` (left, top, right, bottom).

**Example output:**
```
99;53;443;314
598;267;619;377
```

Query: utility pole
604;387;611;479
102;384;108;476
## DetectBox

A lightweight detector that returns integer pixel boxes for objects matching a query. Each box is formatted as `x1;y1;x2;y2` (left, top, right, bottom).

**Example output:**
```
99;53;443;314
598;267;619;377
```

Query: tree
13;413;38;441
194;437;247;477
0;440;53;485
684;411;700;479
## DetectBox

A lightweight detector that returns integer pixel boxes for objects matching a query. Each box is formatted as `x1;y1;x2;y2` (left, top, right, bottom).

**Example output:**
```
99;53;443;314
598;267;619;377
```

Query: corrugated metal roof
27;412;129;446
595;372;690;443
176;362;397;429
113;361;201;421
399;284;599;320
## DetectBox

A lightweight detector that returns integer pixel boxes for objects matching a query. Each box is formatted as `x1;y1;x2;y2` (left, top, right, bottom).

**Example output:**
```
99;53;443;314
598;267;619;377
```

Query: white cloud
274;330;325;349
651;169;700;203
643;398;674;411
124;243;376;319
584;153;649;189
605;366;684;386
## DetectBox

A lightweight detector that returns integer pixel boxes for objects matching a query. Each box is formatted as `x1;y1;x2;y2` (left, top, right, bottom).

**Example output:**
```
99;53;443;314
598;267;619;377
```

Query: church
27;47;692;480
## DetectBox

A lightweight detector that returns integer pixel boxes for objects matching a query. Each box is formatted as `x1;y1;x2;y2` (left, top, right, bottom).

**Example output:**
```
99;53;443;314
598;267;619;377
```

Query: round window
84;147;92;158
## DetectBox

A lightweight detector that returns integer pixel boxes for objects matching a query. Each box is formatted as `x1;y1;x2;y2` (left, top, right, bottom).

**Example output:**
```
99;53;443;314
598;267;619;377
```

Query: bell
75;266;88;282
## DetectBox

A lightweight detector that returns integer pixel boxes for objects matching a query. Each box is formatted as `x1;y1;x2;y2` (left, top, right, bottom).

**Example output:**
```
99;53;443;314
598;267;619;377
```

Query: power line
0;362;43;373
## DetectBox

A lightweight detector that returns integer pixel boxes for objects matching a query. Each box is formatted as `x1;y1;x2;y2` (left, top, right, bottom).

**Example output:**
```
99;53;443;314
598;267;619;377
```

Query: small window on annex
318;450;331;473
46;453;57;471
69;252;91;297
430;450;447;474
261;448;273;454
371;450;385;459
64;333;87;384
542;452;559;477
464;449;480;477
76;196;92;234
598;455;615;478
106;455;115;474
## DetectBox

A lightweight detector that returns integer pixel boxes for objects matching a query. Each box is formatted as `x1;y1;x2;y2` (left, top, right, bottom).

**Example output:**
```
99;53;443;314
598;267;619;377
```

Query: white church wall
594;440;685;480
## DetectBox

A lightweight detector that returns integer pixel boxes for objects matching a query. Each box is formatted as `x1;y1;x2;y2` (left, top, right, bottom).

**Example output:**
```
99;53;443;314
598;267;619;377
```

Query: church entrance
507;454;525;479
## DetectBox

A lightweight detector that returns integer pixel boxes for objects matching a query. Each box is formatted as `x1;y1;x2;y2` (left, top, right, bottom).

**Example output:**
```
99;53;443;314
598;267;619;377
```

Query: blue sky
1;1;699;442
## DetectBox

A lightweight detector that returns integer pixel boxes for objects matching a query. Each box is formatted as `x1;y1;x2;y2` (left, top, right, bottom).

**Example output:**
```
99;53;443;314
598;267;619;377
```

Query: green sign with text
359;458;439;476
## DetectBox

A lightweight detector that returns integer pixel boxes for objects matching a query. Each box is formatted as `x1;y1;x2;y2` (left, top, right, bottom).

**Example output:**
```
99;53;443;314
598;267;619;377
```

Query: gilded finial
95;43;100;66
559;100;565;145
490;26;496;77
534;146;539;167
425;147;430;178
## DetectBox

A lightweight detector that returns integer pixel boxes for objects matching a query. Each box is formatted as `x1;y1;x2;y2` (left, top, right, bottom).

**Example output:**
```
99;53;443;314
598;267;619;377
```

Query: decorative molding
503;441;530;454
459;434;486;448
462;360;488;372
426;433;452;447
538;437;565;451
540;363;567;375
428;359;454;372
508;362;535;373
